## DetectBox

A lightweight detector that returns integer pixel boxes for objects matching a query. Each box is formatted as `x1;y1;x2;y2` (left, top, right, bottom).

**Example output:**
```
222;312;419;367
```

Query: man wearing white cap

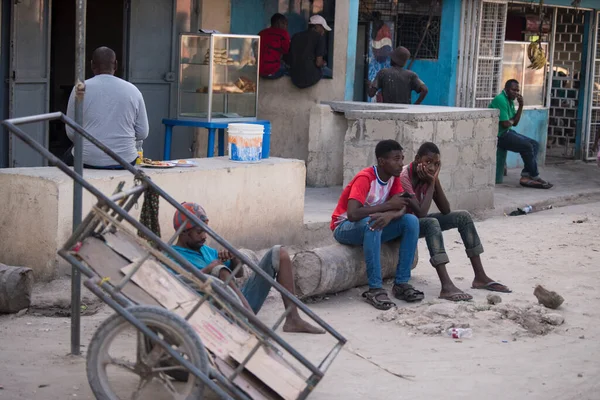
288;15;332;88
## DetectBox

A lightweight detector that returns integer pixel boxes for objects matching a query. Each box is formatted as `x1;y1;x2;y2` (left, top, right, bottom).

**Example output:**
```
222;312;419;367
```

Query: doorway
49;0;125;160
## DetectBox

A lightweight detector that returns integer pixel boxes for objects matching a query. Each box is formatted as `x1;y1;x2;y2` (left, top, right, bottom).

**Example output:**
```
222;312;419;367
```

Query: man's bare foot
439;285;472;302
283;317;325;334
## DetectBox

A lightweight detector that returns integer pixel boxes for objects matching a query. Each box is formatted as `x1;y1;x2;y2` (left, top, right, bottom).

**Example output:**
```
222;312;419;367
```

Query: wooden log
292;242;419;298
0;264;34;313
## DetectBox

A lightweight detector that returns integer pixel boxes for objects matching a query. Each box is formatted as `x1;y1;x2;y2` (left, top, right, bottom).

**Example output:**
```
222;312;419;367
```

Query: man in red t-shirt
258;13;290;79
331;140;421;310
400;142;511;301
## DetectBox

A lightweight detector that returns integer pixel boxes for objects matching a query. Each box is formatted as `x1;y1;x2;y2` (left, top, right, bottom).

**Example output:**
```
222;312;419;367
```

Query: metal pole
71;0;87;356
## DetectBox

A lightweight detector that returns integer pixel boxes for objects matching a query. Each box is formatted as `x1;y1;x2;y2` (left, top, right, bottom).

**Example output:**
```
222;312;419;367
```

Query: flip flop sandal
392;284;424;303
520;178;553;189
472;281;512;293
362;289;396;310
439;292;473;302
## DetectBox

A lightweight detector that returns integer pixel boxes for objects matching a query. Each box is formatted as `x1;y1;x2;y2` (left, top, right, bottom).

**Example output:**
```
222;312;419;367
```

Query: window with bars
396;1;442;60
359;0;443;60
474;1;508;108
589;11;600;160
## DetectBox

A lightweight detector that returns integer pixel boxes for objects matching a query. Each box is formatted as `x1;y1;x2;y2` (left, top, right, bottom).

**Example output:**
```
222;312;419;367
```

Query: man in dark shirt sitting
289;15;332;89
368;46;428;104
258;13;290;79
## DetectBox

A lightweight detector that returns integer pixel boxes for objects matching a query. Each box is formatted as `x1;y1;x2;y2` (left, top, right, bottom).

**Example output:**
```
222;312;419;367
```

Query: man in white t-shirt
66;47;149;168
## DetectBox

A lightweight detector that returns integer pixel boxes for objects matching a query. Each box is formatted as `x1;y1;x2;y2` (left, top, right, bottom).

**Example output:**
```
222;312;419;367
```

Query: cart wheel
143;333;191;382
87;306;209;400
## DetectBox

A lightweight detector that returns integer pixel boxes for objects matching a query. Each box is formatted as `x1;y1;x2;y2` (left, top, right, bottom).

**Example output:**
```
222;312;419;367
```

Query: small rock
377;309;398;322
534;285;564;309
16;308;28;317
38;384;49;389
487;294;502;305
578;373;583;378
541;313;565;326
579;335;585;339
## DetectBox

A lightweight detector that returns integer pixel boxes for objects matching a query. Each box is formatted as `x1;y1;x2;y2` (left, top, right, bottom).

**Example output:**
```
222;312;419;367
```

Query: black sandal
362;289;396;310
392;284;425;303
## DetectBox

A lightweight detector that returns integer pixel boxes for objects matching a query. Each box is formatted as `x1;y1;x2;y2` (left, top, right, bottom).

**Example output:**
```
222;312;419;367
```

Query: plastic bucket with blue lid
228;123;264;163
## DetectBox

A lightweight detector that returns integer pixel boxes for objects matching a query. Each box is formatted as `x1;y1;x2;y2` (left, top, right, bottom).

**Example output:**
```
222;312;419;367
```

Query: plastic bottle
445;328;472;339
135;140;143;165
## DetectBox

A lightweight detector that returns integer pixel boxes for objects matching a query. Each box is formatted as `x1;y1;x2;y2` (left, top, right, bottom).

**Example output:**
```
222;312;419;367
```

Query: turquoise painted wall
409;0;462;106
505;108;549;169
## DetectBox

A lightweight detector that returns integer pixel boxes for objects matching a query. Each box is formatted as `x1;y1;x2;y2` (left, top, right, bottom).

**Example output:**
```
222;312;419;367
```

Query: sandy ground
1;202;599;400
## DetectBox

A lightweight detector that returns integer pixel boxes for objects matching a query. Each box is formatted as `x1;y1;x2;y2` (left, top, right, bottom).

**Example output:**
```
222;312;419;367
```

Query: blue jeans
240;246;281;314
178;246;281;315
497;129;540;178
261;64;288;79
419;211;484;267
333;215;419;288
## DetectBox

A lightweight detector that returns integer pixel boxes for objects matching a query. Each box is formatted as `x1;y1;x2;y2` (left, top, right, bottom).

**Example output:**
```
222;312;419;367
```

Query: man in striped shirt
331;140;421;310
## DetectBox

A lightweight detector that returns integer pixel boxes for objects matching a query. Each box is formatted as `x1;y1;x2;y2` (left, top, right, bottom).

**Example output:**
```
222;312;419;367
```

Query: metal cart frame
2;112;346;400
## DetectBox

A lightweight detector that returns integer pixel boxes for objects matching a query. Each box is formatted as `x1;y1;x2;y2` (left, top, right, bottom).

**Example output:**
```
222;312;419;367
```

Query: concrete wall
506;108;549;169
200;0;231;33
307;102;498;211
307;104;347;187
256;0;353;161
0;158;305;281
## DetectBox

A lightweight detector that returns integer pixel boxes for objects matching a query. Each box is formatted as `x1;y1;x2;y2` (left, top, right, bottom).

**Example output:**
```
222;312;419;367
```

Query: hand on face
417;162;440;184
516;94;524;106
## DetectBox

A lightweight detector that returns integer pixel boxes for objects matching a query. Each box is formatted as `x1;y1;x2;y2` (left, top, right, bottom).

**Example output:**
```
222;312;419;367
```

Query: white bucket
227;123;264;163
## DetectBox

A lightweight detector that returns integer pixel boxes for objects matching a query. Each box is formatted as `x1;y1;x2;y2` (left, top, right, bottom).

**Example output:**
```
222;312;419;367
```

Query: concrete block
475;118;496;140
453;191;479;211
437;168;453;189
345;119;364;143
307;151;344;187
456;119;475;140
478;139;498;164
460;143;478;166
364;119;398;141
307;104;346;187
435;120;455;142
308;104;347;152
438;143;460;167
451;167;474;191
472;166;491;188
0;158;306;281
403;120;434;143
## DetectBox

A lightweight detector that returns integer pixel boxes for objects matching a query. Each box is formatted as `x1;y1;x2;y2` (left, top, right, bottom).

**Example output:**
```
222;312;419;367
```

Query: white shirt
66;74;149;166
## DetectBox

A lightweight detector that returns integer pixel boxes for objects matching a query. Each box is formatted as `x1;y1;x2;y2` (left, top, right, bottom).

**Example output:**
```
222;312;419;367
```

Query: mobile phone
400;192;413;198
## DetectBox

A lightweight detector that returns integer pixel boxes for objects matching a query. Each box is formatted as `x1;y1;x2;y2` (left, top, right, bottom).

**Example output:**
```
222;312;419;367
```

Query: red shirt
258;27;290;76
399;163;430;215
331;166;403;230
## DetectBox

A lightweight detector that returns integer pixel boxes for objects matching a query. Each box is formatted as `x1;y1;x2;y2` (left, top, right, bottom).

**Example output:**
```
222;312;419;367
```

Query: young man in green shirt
489;79;553;189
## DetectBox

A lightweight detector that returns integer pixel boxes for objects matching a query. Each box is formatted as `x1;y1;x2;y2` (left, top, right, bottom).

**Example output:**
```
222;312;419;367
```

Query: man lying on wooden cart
169;202;324;335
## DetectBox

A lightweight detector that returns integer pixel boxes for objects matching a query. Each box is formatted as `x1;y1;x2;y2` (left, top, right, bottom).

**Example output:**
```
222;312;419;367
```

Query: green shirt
488;91;516;136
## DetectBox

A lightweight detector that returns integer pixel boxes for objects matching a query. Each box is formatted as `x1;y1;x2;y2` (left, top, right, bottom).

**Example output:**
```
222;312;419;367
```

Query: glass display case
178;33;260;121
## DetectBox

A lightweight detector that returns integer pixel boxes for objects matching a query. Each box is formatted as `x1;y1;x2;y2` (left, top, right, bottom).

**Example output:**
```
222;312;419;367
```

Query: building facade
353;0;600;167
2;0;599;169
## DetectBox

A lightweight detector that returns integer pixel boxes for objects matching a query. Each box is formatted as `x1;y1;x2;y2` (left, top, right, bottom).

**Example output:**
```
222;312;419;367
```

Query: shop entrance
48;0;126;161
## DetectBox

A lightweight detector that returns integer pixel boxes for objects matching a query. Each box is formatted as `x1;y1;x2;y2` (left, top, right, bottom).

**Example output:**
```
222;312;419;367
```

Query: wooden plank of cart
2;112;346;400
